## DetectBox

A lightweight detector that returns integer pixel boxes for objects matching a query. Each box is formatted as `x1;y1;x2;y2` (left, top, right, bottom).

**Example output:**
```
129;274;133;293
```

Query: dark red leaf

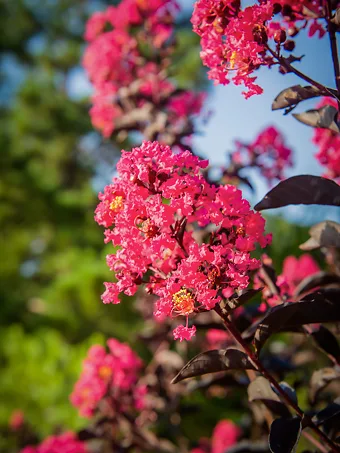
172;348;256;384
269;417;302;453
254;175;340;211
254;289;340;355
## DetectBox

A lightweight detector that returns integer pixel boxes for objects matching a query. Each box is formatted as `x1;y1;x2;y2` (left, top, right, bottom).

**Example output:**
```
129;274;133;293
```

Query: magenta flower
95;141;271;341
21;432;87;453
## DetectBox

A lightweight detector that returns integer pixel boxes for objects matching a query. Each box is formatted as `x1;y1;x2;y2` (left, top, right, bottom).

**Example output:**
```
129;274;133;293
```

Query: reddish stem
325;0;340;110
267;45;340;102
214;304;340;453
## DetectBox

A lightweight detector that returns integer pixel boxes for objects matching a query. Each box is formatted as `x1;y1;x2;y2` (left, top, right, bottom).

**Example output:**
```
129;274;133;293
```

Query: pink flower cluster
191;419;240;453
206;329;231;350
281;253;320;295
230;126;293;185
256;253;319;311
9;409;24;431
21;433;87;453
192;0;272;97
95;141;271;341
70;339;145;418
84;0;205;142
191;0;328;97
312;98;340;182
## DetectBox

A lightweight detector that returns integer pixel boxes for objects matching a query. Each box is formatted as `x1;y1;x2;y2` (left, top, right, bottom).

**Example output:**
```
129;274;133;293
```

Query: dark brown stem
214;304;340;453
267;45;340;102
325;0;340;110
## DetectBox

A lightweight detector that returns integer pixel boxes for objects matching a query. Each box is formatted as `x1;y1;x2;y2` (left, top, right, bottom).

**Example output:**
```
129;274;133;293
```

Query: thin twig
325;0;340;110
267;45;340;102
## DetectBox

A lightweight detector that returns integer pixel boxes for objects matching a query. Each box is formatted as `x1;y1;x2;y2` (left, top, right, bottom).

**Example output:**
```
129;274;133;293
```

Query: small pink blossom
20;432;87;453
206;329;231;350
70;339;144;418
312;98;340;182
282;254;320;294
191;419;240;453
173;325;197;341
9;410;24;431
230;126;293;185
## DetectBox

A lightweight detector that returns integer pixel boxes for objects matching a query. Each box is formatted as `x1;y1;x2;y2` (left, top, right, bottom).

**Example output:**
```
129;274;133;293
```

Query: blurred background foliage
0;0;316;450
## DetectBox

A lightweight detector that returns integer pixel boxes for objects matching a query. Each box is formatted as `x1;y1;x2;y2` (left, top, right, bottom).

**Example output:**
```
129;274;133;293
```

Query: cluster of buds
84;0;205;147
95;141;271;341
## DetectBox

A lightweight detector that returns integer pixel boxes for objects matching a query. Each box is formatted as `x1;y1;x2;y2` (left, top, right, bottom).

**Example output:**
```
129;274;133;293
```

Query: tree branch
325;0;340;110
214;303;340;453
267;45;340;102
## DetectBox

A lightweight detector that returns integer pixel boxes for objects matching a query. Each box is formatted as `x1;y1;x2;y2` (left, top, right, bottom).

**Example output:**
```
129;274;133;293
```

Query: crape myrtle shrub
8;0;340;452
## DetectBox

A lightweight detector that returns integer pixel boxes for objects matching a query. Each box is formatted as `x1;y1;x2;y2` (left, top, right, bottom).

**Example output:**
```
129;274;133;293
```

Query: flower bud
272;3;282;14
252;24;268;45
282;4;293;16
283;40;295;51
274;30;286;44
288;26;298;37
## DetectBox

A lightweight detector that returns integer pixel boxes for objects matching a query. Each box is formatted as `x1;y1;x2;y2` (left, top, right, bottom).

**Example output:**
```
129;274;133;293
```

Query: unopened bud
274;29;286;43
283;40;295;51
282;4;293;16
252;24;268;45
273;3;282;14
288;26;298;37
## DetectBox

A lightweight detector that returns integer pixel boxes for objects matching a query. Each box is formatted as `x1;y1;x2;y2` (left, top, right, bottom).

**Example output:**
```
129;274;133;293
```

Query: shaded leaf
331;8;340;26
254;175;340;211
78;429;97;441
272;85;327;112
293;105;339;133
311;326;340;363
172;348;256;384
294;272;340;296
309;368;340;404
269;417;302;453
226;288;263;311
300;221;340;251
186;373;246;393
312;399;340;426
224;441;270;453
254;289;340;355
248;377;291;418
248;376;280;402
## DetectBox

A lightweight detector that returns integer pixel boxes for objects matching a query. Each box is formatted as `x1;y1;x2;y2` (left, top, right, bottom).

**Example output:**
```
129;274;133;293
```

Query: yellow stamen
140;218;159;238
172;289;195;315
109;195;124;212
98;365;112;381
229;51;237;70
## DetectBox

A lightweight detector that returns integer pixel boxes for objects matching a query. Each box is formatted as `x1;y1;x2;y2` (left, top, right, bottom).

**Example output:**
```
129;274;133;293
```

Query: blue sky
67;0;340;224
